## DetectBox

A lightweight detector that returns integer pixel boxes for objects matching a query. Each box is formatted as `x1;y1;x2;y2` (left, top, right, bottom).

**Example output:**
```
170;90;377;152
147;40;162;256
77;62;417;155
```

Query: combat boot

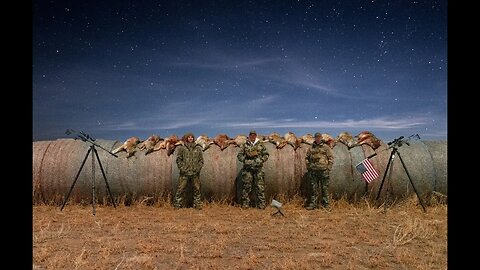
305;197;317;210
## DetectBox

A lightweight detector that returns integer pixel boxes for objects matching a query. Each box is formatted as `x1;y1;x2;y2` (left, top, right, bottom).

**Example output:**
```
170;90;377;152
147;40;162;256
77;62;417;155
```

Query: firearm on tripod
378;133;426;212
62;129;118;214
387;134;421;149
66;129;118;158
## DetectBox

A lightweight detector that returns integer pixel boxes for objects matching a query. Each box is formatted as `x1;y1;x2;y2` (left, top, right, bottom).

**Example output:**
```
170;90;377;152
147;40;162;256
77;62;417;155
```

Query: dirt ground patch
33;199;447;269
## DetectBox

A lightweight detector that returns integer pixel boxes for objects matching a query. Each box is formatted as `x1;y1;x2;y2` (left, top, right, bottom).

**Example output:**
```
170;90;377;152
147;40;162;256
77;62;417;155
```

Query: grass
33;196;447;269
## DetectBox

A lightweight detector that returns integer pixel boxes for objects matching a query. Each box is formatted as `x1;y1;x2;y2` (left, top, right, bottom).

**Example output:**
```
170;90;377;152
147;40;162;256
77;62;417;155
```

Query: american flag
355;158;379;183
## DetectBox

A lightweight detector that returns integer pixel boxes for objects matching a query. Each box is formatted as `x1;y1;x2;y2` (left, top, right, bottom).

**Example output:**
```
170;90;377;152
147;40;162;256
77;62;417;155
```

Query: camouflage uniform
305;137;334;209
237;136;269;209
174;133;204;209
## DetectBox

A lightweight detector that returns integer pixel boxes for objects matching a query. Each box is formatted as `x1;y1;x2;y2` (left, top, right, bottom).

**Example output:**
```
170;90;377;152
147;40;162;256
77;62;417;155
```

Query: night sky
33;0;447;143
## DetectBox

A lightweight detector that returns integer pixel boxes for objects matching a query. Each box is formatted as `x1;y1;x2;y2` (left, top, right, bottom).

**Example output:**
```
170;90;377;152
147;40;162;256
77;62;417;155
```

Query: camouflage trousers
240;168;266;209
173;174;202;208
306;170;330;208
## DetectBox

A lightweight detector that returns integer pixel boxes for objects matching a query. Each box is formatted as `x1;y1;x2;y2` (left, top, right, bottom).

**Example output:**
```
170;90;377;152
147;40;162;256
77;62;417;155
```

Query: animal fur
300;134;315;145
284;132;301;150
212;134;234;150
321;133;336;149
337;132;355;149
232;135;247;147
138;135;162;155
112;136;141;158
355;131;382;150
195;135;213;151
267;132;288;149
154;135;183;156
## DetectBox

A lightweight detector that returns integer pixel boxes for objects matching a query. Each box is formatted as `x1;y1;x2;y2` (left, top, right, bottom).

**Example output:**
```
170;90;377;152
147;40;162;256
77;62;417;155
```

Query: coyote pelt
195;135;213;151
212;134;235;150
267;132;288;149
337;132;355;149
138;135;162;155
154;135;183;156
284;132;302;150
355;131;382;150
232;135;247;147
336;131;382;150
300;134;315;145
112;136;141;158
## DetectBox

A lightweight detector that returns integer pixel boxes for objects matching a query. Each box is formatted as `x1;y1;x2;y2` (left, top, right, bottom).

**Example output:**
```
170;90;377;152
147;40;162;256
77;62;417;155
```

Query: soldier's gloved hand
244;159;253;166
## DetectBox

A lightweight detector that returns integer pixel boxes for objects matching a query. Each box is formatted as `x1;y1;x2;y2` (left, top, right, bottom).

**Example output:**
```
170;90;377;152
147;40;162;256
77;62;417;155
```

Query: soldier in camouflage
237;130;269;209
173;132;204;210
305;132;334;210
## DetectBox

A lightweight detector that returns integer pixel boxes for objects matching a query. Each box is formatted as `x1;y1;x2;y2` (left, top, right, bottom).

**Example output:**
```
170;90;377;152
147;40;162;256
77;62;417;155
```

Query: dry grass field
33;196;447;269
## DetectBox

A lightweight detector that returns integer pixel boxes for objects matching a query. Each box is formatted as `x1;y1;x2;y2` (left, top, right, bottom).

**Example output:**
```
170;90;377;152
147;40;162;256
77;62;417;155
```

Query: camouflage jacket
306;141;334;171
176;142;204;176
237;139;269;170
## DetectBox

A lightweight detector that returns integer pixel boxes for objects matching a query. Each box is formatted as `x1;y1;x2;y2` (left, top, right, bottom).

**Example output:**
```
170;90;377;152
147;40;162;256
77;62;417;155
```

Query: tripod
61;130;117;215
375;145;426;213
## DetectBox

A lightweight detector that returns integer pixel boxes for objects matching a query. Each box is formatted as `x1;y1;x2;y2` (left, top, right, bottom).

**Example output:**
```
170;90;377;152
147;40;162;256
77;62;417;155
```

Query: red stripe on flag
362;158;379;183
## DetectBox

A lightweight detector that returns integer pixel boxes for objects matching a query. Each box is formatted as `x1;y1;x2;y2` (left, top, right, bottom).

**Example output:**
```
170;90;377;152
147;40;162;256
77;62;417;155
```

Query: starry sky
33;0;447;143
